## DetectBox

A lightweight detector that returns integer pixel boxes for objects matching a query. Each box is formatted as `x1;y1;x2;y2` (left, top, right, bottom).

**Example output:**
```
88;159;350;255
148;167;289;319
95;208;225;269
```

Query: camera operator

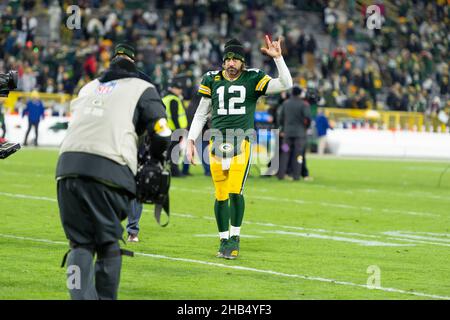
56;44;171;300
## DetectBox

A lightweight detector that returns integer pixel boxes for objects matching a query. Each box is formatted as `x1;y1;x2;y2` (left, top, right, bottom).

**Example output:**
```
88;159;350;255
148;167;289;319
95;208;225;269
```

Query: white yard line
0;191;445;248
383;231;450;243
0;191;57;202
386;237;450;248
266;231;415;247
254;182;450;203
170;187;441;218
401;231;450;237
0;233;448;300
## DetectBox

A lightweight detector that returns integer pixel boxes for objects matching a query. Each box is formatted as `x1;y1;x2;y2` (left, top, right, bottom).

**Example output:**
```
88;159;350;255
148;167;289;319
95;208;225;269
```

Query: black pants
168;140;182;176
277;137;306;180
301;147;309;178
24;120;39;146
57;177;132;299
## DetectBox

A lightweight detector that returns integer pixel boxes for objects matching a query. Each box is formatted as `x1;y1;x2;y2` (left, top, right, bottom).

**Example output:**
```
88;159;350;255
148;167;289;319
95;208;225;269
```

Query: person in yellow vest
163;78;188;177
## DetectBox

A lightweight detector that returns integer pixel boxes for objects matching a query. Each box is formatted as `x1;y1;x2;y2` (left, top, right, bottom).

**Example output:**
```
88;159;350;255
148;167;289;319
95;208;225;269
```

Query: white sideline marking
402;231;450;237
309;184;450;203
383;231;450;243
170;187;441;218
0;192;57;202
405;166;447;172
0;234;66;245
380;209;438;217
0;191;444;248
266;231;415;247
0;233;448;300
168;212;450;248
172;212;383;240
386;237;450;248
243;219;381;239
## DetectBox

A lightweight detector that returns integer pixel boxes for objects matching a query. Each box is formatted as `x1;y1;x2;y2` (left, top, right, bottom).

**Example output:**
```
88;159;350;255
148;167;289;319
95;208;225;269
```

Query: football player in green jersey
186;36;293;259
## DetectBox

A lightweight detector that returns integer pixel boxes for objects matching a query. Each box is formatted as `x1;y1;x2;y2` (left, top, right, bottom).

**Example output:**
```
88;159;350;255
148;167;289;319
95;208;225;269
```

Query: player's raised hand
260;35;283;59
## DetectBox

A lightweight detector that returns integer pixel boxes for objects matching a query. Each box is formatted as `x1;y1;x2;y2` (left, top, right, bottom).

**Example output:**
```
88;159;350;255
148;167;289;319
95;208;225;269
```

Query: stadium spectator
0;0;447;121
126;199;143;243
22;90;44;146
315;108;332;155
163;77;188;177
48;0;62;43
20;67;37;92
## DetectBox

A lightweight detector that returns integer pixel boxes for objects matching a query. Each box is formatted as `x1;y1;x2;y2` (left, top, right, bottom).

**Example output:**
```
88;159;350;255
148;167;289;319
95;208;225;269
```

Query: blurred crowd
297;0;449;117
0;0;448;117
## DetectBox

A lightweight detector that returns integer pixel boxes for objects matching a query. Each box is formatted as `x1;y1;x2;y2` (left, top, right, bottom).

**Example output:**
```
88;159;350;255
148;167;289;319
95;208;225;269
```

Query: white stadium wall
327;129;450;160
4;114;68;147
4;115;450;160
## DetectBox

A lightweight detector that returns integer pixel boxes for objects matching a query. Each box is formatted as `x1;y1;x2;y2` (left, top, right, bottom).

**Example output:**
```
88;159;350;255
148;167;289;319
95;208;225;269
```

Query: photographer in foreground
56;44;171;300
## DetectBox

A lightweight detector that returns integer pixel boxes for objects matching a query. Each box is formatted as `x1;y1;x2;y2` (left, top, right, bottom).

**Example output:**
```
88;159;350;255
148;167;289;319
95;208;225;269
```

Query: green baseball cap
113;43;136;61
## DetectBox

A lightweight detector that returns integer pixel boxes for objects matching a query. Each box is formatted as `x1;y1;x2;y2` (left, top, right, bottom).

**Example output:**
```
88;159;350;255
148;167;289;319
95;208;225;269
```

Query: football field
0;148;449;300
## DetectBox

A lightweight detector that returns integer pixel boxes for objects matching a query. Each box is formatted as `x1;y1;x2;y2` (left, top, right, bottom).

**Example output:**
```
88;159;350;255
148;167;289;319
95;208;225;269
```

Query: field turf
0;148;449;300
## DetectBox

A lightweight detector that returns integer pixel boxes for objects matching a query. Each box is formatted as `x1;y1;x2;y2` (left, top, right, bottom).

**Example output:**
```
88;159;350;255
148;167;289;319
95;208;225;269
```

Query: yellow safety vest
162;94;188;130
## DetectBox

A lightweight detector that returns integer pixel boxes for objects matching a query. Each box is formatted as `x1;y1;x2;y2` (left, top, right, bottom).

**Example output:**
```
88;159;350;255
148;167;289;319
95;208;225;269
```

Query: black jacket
277;97;311;139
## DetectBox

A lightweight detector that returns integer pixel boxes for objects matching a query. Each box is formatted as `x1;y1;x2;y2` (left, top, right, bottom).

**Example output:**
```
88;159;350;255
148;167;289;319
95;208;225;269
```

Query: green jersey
198;69;272;132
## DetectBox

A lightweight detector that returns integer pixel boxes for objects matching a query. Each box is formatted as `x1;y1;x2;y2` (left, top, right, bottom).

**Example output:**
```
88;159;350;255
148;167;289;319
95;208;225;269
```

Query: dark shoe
223;235;240;259
216;238;228;258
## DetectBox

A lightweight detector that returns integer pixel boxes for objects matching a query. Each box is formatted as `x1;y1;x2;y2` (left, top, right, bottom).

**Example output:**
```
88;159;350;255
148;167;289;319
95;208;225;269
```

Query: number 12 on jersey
217;85;246;115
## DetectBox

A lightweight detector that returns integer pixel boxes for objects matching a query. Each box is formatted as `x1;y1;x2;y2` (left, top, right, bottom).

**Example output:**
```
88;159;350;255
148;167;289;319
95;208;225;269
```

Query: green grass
0;148;449;300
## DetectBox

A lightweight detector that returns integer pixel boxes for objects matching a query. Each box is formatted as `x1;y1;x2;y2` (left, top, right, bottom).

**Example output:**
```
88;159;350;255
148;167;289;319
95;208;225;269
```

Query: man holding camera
56;44;171;300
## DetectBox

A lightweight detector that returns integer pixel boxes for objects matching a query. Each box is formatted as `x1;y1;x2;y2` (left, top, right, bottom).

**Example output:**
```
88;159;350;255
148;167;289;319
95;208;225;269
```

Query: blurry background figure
48;0;62;42
163;77;188;177
277;86;311;181
126;199;143;242
315;108;332;155
22;90;45;146
126;136;148;243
